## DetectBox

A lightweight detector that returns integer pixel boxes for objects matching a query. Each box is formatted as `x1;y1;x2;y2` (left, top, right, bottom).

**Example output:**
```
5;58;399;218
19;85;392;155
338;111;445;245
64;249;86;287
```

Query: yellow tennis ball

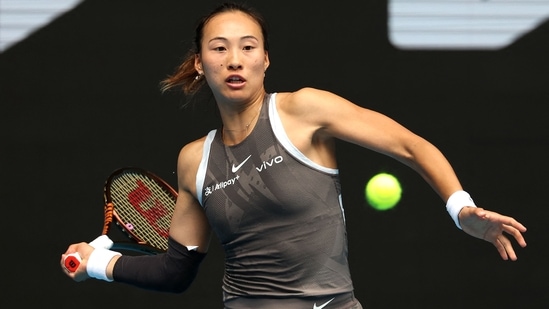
365;173;402;210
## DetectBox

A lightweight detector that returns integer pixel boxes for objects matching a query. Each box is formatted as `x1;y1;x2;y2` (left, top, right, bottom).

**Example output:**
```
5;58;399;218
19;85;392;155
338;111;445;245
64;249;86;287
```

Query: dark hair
160;2;269;96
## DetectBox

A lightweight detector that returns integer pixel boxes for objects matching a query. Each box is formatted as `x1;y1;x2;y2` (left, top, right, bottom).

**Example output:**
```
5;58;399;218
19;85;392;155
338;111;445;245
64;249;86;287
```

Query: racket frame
103;167;178;254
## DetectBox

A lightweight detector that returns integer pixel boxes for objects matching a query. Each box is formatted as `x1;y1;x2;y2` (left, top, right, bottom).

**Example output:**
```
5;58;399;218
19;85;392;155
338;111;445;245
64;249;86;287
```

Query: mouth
226;75;246;84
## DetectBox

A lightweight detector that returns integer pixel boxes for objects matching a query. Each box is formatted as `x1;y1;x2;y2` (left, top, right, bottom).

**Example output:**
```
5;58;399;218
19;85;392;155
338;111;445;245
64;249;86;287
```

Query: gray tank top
196;93;355;305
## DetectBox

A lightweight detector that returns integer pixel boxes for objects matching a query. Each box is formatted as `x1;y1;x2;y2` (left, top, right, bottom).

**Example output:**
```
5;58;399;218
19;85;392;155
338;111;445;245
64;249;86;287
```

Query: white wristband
446;190;477;229
88;235;114;249
86;247;121;282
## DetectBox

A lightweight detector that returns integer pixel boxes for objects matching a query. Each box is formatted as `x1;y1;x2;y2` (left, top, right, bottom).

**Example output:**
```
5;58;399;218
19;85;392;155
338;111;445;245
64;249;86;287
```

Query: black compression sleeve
112;237;206;293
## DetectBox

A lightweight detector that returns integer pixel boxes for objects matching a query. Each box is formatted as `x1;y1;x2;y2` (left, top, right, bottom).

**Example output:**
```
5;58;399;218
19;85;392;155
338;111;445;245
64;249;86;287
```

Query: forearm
402;139;463;201
111;237;206;293
402;139;480;228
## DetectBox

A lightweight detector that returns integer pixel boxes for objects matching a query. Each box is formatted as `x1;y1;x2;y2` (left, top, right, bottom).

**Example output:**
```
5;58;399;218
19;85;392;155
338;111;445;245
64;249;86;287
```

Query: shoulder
275;87;351;122
176;135;208;192
277;87;345;109
276;87;326;105
178;135;208;168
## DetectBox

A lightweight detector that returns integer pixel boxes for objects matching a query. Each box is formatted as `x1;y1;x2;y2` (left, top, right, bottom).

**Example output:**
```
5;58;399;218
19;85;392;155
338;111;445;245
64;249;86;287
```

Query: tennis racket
63;167;178;272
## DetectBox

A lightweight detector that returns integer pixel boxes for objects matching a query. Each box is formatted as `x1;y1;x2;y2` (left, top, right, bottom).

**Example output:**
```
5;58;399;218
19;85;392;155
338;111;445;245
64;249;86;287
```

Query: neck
221;102;262;145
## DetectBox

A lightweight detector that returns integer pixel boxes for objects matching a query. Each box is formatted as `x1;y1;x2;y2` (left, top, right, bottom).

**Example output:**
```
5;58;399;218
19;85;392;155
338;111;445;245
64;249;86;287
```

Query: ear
264;51;270;72
194;54;203;74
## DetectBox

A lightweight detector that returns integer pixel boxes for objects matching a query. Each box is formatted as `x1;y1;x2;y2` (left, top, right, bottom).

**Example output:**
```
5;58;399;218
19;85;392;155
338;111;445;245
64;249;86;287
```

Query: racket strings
108;172;176;251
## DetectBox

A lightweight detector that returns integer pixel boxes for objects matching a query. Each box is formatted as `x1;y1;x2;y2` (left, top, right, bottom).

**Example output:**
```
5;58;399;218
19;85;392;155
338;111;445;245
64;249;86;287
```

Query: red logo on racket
127;180;170;237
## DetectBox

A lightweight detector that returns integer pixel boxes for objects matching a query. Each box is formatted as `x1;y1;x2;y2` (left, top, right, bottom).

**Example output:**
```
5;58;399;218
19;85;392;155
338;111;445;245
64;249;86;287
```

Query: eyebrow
208;35;259;43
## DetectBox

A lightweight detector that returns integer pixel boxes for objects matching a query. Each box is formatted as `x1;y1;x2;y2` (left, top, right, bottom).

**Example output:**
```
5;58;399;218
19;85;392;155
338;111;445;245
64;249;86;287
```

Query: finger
497;236;519;261
501;236;518;261
494;237;509;261
509;220;527;232
496;236;517;261
485;214;528;245
494;215;527;232
502;224;527;248
491;212;526;226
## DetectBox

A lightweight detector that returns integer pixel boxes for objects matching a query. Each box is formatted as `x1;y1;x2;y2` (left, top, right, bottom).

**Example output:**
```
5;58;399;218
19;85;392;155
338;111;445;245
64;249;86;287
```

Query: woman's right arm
60;138;212;292
107;138;212;292
169;137;213;254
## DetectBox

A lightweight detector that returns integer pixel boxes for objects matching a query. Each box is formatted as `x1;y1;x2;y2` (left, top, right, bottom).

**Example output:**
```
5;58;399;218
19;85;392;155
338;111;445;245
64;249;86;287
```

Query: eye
243;45;254;51
213;46;226;52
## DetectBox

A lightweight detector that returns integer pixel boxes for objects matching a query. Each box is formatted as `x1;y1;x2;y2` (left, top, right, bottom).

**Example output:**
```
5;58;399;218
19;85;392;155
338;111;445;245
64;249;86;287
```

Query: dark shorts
223;291;362;309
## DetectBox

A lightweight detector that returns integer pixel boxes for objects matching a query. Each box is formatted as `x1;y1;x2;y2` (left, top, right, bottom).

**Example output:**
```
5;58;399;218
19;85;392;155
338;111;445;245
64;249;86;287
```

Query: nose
227;50;242;70
228;62;242;70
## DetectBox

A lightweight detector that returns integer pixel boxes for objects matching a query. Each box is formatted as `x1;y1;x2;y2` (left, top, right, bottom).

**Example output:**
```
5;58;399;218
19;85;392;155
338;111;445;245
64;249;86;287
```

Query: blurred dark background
1;0;547;308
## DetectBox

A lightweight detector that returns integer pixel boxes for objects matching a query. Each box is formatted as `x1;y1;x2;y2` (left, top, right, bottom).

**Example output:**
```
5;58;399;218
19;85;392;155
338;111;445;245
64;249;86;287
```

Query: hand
60;242;95;282
459;207;527;261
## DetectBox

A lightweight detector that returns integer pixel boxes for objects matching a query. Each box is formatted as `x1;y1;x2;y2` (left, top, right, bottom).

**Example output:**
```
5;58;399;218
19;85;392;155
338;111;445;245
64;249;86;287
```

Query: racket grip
64;253;82;272
63;235;115;273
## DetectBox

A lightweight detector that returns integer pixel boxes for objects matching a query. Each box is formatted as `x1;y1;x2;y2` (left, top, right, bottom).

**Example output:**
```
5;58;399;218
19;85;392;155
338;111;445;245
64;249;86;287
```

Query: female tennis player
61;2;527;308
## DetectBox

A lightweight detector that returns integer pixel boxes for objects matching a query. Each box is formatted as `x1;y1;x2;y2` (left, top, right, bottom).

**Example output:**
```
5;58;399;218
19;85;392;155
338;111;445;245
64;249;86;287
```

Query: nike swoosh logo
313;297;335;309
231;155;252;173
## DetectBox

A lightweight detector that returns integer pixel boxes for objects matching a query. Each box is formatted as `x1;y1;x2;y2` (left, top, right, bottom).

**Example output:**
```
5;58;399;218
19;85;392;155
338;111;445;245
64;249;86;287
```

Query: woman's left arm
288;87;527;260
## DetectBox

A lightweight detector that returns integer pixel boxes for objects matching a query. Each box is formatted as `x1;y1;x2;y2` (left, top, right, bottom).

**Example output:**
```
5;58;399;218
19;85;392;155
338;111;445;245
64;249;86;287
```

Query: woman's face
196;11;269;103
